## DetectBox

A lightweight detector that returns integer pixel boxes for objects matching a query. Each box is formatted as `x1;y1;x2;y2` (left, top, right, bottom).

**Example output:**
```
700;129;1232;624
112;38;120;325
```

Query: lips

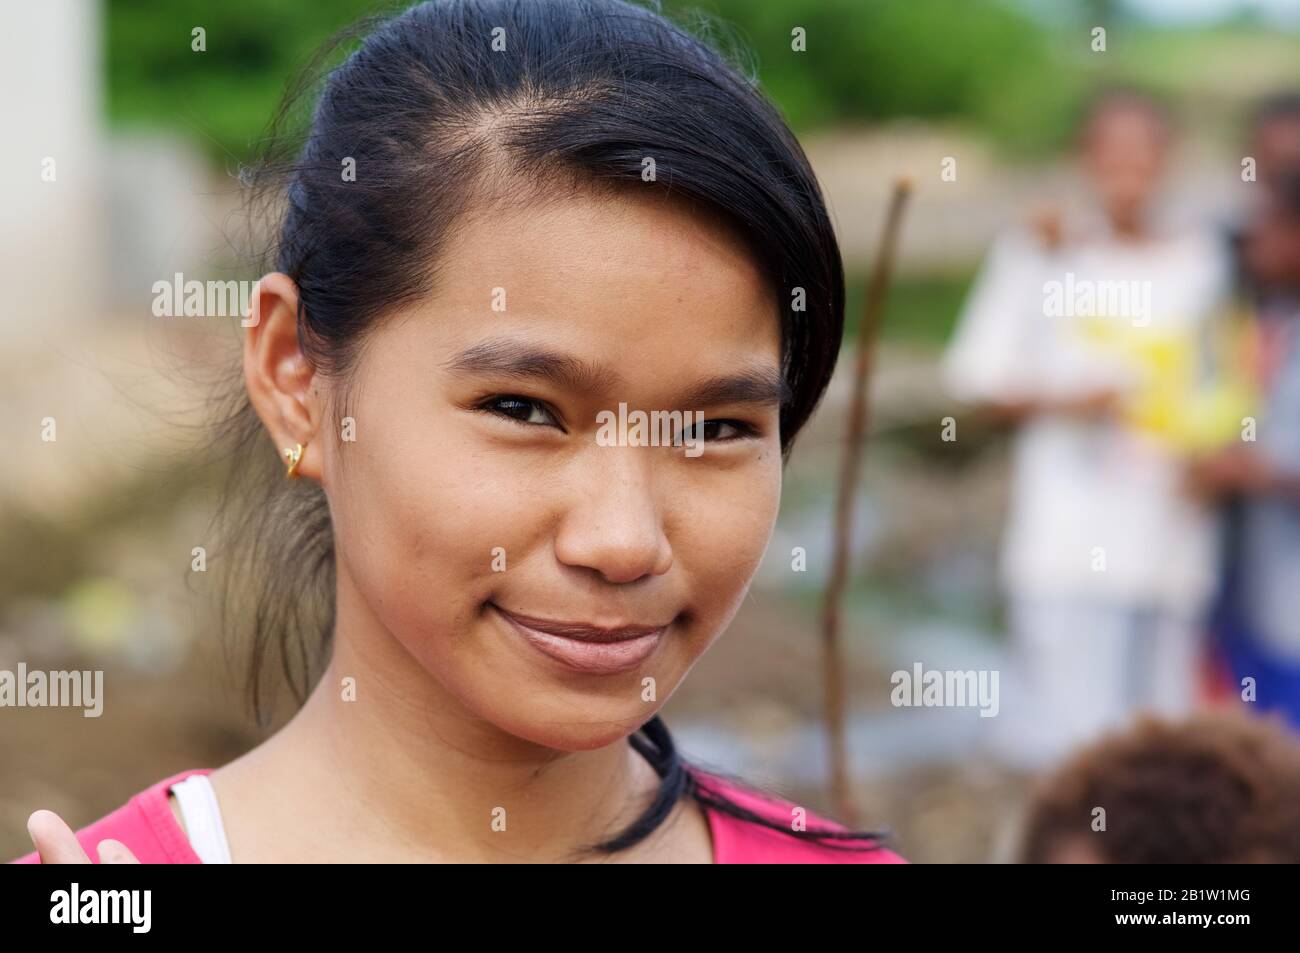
491;604;670;675
496;609;668;643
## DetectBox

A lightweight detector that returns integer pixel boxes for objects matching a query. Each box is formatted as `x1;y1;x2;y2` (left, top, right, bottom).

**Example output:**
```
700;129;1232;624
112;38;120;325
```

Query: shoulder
7;768;212;864
691;769;906;865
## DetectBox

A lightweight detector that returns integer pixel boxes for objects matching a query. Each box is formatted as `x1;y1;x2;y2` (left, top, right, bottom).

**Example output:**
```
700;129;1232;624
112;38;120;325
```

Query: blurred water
757;494;881;589
676;615;1018;784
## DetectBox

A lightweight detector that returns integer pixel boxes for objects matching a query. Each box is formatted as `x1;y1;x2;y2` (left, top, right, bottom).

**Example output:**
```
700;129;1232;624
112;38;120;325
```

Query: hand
1026;203;1065;250
1055;388;1125;420
26;810;140;864
1185;446;1274;499
983;389;1123;426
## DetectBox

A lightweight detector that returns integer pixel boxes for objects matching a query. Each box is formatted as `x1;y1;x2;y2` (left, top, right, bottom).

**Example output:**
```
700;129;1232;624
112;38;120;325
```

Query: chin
490;699;658;753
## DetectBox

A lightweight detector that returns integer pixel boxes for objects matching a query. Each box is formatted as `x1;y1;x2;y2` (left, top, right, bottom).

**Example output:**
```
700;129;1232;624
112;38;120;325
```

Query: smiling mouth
490;603;671;675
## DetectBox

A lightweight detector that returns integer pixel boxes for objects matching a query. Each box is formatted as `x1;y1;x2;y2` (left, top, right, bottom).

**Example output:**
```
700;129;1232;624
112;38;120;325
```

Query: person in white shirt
943;90;1232;768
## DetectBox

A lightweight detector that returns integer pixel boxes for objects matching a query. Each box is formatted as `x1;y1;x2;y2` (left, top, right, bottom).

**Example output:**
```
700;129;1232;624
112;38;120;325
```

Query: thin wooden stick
820;177;912;824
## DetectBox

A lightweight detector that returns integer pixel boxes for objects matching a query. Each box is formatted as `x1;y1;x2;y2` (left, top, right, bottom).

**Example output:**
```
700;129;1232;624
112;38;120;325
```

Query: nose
554;449;674;585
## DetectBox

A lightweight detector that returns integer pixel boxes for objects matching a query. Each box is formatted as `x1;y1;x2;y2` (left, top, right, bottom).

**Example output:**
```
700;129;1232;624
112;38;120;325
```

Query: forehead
395;185;782;384
449;184;773;312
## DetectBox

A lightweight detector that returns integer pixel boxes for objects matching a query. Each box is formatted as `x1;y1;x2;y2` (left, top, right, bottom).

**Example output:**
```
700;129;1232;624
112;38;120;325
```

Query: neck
219;569;662;862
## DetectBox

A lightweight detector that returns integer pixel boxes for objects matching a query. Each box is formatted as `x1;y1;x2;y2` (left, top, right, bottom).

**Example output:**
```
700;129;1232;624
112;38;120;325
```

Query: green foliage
105;0;1087;163
106;0;398;163
667;0;1082;153
846;271;975;348
105;0;1290;165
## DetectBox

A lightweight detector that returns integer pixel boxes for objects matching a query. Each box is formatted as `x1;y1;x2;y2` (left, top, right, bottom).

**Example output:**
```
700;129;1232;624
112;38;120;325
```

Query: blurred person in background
942;89;1232;769
1193;161;1300;731
1019;710;1300;864
1251;92;1300;189
1224;92;1300;296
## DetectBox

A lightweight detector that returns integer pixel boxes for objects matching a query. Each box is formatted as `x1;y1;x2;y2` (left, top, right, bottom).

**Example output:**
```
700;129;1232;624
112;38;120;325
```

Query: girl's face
320;187;785;751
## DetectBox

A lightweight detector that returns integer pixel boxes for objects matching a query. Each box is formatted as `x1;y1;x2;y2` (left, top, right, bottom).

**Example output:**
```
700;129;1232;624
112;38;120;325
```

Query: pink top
9;767;905;864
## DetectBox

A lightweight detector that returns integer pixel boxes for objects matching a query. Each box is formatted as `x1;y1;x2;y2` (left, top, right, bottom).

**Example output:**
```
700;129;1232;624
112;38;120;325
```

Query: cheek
328;415;528;637
670;454;781;626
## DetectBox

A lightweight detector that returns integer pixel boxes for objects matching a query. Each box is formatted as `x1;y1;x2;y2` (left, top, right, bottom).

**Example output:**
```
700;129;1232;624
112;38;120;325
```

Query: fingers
96;839;141;864
26;812;142;864
26;810;91;864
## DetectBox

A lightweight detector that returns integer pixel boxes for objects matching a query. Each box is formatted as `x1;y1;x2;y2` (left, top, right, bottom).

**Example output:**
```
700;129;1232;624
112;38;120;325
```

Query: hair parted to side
208;0;880;857
1019;711;1300;864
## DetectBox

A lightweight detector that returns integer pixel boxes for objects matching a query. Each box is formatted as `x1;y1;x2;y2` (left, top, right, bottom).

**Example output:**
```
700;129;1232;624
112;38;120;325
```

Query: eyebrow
677;366;791;409
444;338;623;393
445;337;790;408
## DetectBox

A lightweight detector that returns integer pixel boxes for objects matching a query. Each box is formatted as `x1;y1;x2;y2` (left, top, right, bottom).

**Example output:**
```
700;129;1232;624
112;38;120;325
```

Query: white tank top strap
169;773;233;864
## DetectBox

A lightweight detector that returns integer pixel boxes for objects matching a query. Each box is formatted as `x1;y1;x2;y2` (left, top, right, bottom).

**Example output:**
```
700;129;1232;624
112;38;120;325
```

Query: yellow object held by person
1076;313;1257;453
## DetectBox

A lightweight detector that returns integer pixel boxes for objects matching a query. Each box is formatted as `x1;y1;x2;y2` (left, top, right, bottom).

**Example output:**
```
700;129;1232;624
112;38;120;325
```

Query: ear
243;273;324;482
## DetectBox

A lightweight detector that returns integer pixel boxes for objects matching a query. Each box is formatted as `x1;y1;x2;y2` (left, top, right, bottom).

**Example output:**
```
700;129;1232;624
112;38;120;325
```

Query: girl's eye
477;395;561;429
681;419;755;443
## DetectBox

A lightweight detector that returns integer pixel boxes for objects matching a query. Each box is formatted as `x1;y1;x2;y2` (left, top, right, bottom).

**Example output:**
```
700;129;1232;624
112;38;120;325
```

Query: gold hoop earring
283;442;305;479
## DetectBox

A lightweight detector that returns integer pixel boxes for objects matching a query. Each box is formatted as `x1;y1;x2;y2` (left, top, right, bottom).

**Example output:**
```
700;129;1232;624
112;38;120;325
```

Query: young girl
13;0;902;864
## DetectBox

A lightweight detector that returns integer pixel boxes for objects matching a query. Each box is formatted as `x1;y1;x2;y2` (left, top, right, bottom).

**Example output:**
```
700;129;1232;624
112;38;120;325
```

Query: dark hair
212;0;879;858
1251;90;1300;132
1019;711;1300;864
